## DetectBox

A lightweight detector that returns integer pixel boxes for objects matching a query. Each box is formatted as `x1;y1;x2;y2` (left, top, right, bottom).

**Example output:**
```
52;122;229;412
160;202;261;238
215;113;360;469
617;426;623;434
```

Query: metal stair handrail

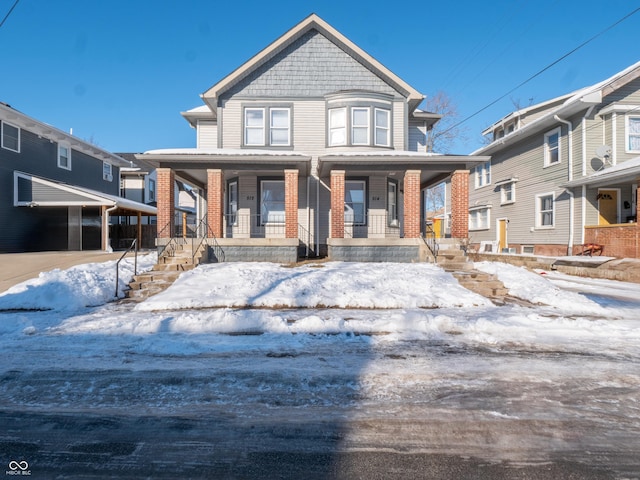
423;222;439;262
115;238;138;297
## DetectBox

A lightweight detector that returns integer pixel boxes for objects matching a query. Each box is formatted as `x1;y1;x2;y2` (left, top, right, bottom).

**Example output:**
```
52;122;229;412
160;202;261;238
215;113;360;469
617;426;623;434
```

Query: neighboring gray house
139;14;487;262
469;61;640;259
0;102;156;252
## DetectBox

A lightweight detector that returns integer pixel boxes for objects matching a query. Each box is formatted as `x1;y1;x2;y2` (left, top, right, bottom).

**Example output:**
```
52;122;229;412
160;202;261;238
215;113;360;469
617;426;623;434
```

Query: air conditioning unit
103;173;113;182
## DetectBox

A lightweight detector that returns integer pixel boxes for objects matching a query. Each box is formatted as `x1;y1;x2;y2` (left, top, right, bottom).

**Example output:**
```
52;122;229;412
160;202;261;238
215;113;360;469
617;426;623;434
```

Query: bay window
329;108;346;146
375;108;390;146
351;107;370;145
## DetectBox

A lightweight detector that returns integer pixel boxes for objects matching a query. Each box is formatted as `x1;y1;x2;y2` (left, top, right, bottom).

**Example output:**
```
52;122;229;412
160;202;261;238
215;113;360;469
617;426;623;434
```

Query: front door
498;219;508;252
598;189;618;225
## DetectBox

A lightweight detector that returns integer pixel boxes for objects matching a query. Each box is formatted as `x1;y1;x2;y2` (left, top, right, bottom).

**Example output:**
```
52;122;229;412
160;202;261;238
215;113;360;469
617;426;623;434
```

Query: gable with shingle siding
220;30;402;100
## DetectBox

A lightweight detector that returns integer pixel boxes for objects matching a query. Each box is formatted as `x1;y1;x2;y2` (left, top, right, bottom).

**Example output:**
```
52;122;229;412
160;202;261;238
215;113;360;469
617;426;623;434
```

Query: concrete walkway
0;251;134;293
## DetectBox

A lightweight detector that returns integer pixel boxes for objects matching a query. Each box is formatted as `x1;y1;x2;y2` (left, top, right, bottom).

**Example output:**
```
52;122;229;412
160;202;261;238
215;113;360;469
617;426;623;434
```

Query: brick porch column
207;169;224;238
330;170;345;238
285;169;299;239
156;167;175;238
403;170;421;238
451;169;470;239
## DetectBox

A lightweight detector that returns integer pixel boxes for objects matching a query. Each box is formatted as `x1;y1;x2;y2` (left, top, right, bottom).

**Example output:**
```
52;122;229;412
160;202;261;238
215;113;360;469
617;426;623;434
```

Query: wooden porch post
136;211;142;247
285;169;299;239
330;170;345;238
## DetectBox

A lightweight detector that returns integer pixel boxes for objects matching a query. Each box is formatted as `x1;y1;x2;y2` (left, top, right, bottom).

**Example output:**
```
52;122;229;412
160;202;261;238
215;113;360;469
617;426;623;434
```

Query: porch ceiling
317;153;489;182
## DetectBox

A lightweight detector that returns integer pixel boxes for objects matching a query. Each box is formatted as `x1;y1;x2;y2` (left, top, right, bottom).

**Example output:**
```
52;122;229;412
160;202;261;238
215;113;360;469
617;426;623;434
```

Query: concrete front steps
124;241;209;302
436;240;509;301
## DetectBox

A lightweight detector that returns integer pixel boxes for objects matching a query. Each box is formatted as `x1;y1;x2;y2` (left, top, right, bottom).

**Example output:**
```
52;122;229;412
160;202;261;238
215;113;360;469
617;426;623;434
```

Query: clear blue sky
1;0;638;154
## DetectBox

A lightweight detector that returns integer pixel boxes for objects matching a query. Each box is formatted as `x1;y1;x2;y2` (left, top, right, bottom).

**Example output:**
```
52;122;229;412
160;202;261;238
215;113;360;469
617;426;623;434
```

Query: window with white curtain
474;161;491;188
329;108;346;146
469;207;490;230
270;108;290;146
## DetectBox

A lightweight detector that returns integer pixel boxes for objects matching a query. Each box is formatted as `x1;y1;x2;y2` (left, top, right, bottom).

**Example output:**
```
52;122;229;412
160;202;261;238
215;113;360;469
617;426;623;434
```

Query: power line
0;0;20;30
442;5;640;139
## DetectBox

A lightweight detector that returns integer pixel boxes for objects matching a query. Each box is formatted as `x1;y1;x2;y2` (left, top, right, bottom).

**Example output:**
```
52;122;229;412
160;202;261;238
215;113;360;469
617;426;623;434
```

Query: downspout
103;204;118;252
554;115;574;254
580;106;595;245
306;175;310;257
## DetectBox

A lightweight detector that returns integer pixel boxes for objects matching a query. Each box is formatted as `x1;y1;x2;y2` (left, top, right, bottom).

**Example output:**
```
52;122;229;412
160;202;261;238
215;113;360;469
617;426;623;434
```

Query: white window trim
227;179;238;226
468;205;491;231
57;143;72;170
500;181;516;205
351;107;370;146
544;127;561;167
374;108;390;147
244;107;265;146
345;180;367;225
474;161;491;189
535;192;555;229
328;107;347;146
269;108;291;146
625;114;640;153
1;121;20;153
148;178;156;202
102;162;113;182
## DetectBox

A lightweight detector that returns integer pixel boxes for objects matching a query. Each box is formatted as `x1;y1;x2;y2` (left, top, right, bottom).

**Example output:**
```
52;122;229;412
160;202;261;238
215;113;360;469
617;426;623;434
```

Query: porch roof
318;151;489;184
14;171;157;216
137;148;312;184
562;156;640;188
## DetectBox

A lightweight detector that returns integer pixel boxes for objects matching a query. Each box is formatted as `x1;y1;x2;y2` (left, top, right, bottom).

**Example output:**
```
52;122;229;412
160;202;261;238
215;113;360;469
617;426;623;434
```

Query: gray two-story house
0;102;156;252
469;61;640;259
139;14;488;262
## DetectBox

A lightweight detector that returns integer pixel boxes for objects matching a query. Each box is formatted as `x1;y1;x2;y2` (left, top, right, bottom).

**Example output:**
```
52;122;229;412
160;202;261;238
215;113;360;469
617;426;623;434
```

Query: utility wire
0;0;19;30
441;6;640;138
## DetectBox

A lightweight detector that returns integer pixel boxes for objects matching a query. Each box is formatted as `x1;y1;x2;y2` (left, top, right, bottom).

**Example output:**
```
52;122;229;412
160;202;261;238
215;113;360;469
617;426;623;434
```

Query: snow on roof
142;148;311;157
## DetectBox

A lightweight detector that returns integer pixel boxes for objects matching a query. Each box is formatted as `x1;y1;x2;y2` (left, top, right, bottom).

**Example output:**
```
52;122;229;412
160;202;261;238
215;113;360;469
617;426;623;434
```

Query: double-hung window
474;161;491;188
148;178;156;202
329;107;347;146
469;207;490;230
245;108;265;146
260;180;285;224
1;122;20;152
544;128;561;166
351;108;369;145
102;162;112;181
375;108;390;147
245;107;291;147
627;116;640;152
500;182;516;205
536;193;554;228
58;143;71;170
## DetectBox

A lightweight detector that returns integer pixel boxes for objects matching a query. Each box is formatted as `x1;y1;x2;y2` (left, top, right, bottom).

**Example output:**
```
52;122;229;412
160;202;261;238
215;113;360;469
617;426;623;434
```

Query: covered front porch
318;152;487;262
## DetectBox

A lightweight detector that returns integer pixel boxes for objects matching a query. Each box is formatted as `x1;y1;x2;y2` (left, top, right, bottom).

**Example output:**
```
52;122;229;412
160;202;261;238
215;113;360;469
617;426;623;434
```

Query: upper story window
626;115;640;152
544;127;561;166
474;161;491;188
102;162;113;181
326;91;393;148
58;143;72;170
500;181;516;205
1;122;20;152
244;106;291;147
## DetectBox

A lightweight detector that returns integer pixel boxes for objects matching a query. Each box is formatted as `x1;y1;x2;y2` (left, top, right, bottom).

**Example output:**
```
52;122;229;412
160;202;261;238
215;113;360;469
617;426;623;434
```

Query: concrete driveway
0;251;135;293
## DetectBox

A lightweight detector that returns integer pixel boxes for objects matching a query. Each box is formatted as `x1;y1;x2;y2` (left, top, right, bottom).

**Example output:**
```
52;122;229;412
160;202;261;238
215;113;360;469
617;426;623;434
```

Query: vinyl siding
408;120;427;152
197;120;218;148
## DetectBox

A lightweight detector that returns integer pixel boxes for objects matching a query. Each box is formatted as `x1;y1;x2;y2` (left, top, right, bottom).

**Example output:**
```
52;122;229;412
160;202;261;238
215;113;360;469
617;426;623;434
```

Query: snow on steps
124;242;208;302
437;241;509;301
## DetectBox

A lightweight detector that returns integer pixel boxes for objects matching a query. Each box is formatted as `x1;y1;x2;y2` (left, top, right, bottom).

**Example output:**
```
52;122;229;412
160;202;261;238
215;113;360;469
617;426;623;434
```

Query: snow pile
474;261;607;315
0;253;157;312
135;262;493;311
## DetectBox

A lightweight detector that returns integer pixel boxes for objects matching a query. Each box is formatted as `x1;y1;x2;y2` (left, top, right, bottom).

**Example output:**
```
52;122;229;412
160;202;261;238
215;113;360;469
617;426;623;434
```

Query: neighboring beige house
469;61;640;259
138;14;488;262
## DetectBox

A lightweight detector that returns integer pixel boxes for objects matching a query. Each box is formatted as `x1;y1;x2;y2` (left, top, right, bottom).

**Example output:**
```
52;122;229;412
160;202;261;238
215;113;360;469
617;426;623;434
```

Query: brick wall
156;168;175;238
403;170;421;238
451;170;470;239
207;169;224;238
285;169;299;239
331;170;345;238
584;224;640;258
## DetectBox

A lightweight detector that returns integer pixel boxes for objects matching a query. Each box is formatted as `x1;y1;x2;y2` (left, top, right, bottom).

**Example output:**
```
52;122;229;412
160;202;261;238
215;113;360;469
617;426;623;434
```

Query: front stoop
437;242;509;301
123;242;209;302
